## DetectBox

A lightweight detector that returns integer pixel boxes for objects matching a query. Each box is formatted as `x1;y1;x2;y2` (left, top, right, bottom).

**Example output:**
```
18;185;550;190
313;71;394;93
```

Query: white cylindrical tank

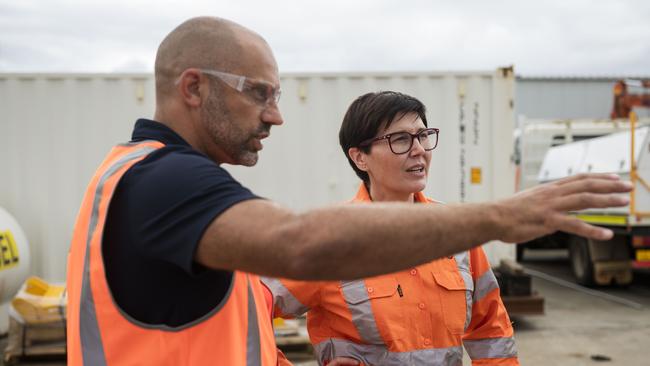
0;207;31;333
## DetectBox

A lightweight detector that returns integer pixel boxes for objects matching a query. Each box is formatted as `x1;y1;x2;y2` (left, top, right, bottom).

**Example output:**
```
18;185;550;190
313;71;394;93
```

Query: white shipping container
0;74;155;282
0;69;516;281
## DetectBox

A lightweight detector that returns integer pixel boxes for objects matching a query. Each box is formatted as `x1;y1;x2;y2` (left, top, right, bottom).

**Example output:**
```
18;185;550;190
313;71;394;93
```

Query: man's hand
495;173;632;243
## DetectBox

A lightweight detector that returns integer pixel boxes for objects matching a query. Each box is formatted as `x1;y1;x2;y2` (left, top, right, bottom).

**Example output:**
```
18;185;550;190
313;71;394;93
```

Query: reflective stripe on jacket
263;184;519;365
66;140;277;366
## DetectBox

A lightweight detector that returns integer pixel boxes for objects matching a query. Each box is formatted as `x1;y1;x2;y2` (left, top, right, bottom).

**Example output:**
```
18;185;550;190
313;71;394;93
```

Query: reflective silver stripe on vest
261;277;309;317
463;336;518;359
453;251;474;332
314;338;463;366
247;277;261;366
340;280;385;345
473;269;499;303
80;145;158;366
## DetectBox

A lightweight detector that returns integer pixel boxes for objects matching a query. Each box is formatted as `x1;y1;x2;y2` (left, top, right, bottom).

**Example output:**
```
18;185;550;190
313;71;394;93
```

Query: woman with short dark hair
264;91;519;366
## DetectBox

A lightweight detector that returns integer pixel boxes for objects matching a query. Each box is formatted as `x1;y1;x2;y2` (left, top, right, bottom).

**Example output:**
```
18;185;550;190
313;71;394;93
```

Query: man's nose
261;103;284;126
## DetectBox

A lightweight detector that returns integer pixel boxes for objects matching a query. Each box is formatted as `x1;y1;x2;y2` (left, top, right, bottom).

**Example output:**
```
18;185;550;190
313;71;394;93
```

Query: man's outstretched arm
195;173;631;280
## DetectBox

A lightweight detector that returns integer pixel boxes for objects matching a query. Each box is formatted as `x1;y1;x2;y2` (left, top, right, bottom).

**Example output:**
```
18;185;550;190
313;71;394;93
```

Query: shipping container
0;68;516;281
516;76;650;120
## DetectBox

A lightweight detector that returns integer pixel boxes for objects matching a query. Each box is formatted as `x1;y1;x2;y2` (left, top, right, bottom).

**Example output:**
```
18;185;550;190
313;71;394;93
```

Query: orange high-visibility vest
66;140;277;366
264;184;519;366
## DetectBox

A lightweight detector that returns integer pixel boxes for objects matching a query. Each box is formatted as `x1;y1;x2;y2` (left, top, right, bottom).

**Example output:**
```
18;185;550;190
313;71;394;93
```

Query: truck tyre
569;236;594;286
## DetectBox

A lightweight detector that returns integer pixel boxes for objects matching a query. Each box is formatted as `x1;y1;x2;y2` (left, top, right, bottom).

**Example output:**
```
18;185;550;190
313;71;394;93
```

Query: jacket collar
351;183;430;204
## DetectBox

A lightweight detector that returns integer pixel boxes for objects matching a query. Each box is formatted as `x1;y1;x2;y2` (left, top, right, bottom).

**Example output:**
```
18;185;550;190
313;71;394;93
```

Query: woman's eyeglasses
359;128;439;155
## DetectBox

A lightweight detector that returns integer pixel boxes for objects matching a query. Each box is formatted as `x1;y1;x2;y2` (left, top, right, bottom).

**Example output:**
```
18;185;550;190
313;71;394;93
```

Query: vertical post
630;111;637;216
490;66;516;201
488;66;516;264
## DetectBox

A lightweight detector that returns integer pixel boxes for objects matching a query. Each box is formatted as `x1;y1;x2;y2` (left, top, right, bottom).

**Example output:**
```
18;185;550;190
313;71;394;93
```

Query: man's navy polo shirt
103;119;259;327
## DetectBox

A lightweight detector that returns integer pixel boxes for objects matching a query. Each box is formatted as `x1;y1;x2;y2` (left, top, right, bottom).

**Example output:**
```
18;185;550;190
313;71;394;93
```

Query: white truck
520;114;650;285
515;117;640;191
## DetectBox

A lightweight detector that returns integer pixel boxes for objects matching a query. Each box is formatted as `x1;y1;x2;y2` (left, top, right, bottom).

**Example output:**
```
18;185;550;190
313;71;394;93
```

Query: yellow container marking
0;230;20;271
470;167;482;184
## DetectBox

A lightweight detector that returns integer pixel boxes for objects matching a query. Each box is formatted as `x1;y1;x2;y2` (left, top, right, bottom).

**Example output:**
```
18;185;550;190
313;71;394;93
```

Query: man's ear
176;69;205;108
348;147;369;172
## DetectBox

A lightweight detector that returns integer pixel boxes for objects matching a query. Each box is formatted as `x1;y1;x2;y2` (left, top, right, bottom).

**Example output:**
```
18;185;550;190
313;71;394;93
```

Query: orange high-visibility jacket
66;140;277;366
263;184;519;366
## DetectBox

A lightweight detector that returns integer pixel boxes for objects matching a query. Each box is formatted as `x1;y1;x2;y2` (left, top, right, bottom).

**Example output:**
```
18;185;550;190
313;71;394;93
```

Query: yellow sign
0;230;20;271
636;249;650;262
470;167;482;184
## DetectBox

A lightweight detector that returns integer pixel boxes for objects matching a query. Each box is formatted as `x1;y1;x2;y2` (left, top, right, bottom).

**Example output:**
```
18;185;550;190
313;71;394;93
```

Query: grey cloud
0;0;649;76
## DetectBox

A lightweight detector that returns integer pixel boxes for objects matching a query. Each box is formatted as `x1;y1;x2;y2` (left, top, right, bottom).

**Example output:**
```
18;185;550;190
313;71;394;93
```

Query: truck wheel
569;236;594;286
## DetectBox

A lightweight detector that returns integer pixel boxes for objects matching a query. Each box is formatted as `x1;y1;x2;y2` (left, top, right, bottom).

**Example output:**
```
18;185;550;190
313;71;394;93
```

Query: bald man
66;16;631;365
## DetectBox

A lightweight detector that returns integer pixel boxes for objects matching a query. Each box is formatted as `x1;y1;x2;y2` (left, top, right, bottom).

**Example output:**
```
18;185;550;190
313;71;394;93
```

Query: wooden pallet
502;292;545;316
3;318;66;364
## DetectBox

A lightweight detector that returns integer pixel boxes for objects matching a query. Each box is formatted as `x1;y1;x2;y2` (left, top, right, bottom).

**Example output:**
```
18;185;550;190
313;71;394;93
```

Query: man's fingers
554;192;630;212
555;178;633;196
554;173;621;187
554;216;614;241
504;173;630;243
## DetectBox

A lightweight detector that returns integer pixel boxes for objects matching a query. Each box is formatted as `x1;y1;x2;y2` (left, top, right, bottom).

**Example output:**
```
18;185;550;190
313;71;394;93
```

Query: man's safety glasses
177;69;281;106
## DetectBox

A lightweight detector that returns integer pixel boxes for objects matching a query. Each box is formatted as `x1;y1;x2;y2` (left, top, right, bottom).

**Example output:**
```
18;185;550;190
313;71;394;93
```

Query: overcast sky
1;0;649;76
